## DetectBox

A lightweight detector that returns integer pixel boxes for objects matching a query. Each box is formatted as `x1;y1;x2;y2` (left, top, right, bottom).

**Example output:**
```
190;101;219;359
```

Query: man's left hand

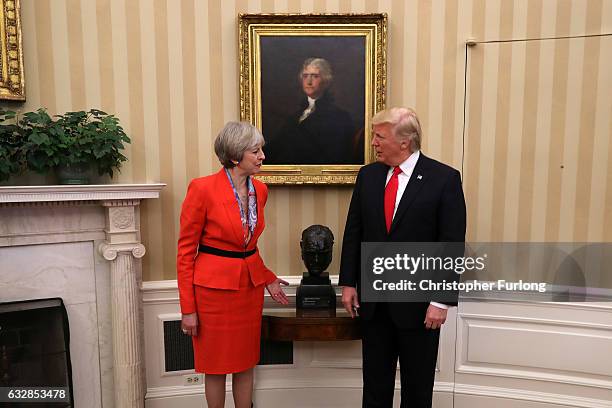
424;304;447;330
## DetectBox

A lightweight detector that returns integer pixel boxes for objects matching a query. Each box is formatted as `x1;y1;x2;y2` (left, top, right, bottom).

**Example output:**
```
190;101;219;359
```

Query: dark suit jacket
265;92;358;165
339;154;467;328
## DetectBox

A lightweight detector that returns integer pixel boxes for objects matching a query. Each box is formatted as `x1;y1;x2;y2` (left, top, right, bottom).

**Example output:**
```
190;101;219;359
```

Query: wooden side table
262;309;361;341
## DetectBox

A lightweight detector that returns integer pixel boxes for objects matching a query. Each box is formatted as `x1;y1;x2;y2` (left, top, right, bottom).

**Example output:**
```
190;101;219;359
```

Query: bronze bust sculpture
296;225;337;309
301;225;333;278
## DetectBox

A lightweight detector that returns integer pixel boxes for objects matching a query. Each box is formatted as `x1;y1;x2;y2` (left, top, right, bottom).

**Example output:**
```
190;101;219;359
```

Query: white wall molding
456;363;612;391
0;183;166;203
459;312;612;331
454;384;612;408
309;357;362;369
461;299;612;312
146;379;456;400
457;314;612;390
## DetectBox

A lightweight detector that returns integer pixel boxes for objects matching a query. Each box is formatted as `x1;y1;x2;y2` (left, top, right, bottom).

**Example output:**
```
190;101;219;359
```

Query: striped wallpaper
5;0;612;281
464;1;612;244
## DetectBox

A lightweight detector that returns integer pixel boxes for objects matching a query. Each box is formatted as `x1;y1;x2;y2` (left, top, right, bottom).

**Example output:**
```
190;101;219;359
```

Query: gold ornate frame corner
0;0;25;101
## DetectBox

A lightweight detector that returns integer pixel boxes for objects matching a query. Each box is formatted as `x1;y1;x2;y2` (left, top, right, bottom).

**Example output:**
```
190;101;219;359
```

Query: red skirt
192;264;264;374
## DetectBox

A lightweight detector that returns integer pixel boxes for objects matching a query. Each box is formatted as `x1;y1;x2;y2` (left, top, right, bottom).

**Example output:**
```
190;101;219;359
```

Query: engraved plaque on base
296;272;337;309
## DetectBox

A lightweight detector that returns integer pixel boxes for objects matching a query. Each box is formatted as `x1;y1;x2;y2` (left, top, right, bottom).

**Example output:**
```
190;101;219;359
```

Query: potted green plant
0;109;28;182
25;109;131;184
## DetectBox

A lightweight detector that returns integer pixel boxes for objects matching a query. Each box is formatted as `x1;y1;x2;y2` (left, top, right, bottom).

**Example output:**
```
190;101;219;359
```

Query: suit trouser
361;303;440;408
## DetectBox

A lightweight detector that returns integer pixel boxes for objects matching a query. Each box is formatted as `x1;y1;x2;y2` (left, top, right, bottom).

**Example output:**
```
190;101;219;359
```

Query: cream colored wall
9;0;612;281
464;6;612;244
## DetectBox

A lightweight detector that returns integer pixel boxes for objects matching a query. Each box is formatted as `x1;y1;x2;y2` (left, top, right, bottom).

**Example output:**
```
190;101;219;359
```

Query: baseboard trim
454;384;612;408
146;380;455;400
148;382;609;407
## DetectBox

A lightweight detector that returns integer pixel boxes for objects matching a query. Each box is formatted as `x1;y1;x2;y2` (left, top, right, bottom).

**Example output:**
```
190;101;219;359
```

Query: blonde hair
372;107;422;152
214;121;264;168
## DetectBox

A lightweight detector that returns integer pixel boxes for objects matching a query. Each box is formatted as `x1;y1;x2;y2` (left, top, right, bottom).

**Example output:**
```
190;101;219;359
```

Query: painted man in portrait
264;57;360;165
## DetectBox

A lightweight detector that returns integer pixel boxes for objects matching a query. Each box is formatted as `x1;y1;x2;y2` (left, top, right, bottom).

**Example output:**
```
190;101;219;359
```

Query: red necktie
384;167;402;233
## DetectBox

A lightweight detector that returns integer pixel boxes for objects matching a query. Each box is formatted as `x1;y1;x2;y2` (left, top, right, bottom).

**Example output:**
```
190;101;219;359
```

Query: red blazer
177;168;276;314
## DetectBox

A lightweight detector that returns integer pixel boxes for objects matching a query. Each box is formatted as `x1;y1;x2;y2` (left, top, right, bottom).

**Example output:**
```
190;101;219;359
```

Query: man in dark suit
339;107;466;407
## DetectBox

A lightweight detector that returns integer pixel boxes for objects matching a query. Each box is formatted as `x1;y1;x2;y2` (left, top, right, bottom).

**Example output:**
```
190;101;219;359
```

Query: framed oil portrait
0;0;25;101
239;13;387;184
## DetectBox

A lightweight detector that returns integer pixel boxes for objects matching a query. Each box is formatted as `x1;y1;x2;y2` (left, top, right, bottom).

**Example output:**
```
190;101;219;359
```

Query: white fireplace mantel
0;183;165;203
0;183;165;408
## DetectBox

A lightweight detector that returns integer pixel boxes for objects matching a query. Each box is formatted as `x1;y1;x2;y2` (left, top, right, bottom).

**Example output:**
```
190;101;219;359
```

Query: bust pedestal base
296;272;336;309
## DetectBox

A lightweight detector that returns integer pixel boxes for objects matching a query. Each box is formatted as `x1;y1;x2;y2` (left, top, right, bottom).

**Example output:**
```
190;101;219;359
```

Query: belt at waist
198;244;256;259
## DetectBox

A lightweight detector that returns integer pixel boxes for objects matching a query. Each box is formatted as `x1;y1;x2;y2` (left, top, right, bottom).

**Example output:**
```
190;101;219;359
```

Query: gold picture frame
239;13;387;185
0;0;25;101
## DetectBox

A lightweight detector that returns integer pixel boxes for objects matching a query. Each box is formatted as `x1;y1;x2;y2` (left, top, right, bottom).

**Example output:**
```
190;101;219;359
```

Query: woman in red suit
177;121;288;408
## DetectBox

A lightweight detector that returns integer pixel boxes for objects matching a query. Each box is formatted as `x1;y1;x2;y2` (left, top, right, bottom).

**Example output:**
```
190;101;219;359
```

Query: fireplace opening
0;298;74;407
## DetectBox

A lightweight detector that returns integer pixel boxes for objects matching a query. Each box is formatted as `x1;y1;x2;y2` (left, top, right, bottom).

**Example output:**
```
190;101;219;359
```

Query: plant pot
55;163;95;185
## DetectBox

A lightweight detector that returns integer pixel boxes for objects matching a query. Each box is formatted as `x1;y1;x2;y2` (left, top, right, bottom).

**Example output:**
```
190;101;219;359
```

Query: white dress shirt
385;151;420;219
299;97;317;122
385;150;448;311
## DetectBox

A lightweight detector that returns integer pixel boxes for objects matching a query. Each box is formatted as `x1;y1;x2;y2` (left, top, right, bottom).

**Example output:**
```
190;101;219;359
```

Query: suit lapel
390;155;428;234
216;169;246;246
251;181;265;244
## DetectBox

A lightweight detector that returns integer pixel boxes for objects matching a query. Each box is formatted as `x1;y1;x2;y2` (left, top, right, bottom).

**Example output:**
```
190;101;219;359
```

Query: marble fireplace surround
0;184;165;408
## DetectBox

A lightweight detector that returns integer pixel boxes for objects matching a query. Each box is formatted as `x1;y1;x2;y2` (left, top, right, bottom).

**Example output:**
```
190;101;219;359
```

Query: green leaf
29;132;49;145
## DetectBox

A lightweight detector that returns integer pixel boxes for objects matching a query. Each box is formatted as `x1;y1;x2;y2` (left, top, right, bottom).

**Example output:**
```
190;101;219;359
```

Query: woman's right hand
266;278;290;305
181;312;198;336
